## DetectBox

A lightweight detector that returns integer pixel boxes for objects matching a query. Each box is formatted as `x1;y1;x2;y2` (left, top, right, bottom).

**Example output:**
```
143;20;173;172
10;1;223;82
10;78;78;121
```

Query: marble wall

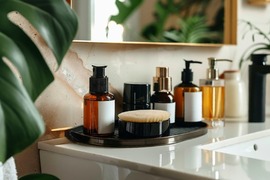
14;0;270;177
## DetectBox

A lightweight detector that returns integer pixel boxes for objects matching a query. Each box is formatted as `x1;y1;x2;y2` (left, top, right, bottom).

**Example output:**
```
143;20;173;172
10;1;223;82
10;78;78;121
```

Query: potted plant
0;0;78;178
239;20;270;68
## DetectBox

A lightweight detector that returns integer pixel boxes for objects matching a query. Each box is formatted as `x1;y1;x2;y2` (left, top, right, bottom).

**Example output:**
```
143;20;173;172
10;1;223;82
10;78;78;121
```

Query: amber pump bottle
174;60;202;125
199;57;232;128
83;65;115;136
151;67;175;125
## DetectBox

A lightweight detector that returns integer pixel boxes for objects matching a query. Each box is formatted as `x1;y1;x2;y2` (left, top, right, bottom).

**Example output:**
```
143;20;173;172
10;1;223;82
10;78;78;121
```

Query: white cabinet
39;139;172;180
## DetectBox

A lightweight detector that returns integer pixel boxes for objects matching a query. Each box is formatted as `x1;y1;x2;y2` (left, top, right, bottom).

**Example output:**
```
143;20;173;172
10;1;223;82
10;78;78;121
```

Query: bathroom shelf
65;122;208;147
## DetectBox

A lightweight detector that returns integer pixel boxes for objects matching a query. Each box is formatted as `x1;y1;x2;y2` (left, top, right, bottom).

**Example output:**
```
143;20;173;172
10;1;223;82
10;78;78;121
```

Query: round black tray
65;122;208;147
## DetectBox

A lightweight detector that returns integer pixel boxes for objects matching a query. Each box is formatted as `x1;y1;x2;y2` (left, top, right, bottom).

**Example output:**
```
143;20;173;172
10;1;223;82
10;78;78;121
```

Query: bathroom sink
201;128;270;161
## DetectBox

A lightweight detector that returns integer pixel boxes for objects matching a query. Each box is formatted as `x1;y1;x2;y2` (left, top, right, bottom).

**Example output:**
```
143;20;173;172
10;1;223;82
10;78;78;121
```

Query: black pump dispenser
174;60;202;125
181;60;202;83
90;65;108;93
248;53;270;122
84;65;115;136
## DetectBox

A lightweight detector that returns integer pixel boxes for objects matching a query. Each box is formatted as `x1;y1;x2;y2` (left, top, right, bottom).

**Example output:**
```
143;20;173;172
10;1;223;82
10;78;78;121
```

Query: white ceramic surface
201;129;270;161
38;120;270;180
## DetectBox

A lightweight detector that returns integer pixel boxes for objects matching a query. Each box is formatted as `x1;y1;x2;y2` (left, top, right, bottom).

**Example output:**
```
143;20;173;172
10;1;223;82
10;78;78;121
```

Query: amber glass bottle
174;85;201;122
83;65;115;137
174;60;202;126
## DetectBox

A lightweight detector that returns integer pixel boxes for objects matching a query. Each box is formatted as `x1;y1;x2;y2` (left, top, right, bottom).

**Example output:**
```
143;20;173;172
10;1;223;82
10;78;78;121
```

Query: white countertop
38;119;270;180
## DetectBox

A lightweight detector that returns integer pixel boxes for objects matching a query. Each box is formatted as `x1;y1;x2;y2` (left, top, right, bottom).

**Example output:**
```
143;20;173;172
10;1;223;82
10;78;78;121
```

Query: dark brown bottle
151;67;175;125
83;65;115;137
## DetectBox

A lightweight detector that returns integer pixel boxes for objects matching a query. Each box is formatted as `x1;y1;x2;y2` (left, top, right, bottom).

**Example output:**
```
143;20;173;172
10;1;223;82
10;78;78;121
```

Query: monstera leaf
0;0;78;163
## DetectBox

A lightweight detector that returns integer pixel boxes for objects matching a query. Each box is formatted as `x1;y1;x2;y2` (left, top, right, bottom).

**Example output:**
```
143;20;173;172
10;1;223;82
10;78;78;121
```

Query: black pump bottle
174;60;202;125
248;54;270;122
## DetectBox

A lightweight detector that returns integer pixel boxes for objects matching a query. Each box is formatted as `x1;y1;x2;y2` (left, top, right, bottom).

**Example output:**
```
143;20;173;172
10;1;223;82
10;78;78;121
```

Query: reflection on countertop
38;118;270;180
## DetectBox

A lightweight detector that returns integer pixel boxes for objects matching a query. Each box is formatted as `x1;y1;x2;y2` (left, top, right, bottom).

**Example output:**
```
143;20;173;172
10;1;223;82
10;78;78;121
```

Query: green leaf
239;20;270;68
239;43;270;68
0;101;6;162
109;0;144;24
0;0;78;163
163;16;210;43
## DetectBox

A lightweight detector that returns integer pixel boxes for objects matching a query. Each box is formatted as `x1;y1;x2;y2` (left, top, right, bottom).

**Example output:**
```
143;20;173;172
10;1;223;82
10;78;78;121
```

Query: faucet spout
248;54;270;122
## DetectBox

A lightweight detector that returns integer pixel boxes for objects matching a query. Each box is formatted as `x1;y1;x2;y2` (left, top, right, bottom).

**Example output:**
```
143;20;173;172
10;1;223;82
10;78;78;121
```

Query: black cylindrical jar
123;82;151;111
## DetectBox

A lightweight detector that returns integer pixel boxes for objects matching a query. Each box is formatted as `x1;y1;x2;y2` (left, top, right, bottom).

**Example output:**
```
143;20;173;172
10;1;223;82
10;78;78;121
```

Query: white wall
72;0;270;95
72;43;235;94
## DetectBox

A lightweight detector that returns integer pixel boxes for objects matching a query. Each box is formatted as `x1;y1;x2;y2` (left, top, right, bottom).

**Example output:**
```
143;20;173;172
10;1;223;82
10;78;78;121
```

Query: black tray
65;122;208;147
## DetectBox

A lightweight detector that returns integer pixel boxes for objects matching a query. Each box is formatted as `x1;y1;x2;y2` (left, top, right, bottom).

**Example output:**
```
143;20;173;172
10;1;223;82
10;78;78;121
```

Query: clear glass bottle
174;60;202;125
83;65;115;136
151;67;175;125
199;58;232;127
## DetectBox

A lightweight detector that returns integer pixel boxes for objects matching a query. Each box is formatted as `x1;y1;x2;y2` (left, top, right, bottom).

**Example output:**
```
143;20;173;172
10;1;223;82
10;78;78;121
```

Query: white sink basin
201;128;270;161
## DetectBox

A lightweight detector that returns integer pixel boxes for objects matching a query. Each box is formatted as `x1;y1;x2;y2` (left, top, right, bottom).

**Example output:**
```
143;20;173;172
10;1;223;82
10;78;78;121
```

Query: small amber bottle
83;65;115;137
174;60;202;125
151;67;175;125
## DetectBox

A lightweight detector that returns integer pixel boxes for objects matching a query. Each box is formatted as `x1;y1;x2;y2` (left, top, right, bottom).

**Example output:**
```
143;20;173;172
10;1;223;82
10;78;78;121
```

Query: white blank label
184;92;202;122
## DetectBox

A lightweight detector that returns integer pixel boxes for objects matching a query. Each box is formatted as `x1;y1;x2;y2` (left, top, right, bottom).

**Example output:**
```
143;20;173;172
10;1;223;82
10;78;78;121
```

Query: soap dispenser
151;67;175;125
83;65;115;136
248;53;270;122
199;57;232;127
174;60;202;125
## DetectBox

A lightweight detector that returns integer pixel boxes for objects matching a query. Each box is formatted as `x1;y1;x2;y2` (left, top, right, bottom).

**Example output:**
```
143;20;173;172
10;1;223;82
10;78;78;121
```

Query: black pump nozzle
184;60;202;69
90;65;108;93
182;59;202;82
93;65;107;78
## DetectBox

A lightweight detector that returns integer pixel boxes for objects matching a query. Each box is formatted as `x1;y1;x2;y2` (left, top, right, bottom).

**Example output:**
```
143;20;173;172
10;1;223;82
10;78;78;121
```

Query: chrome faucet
249;54;270;122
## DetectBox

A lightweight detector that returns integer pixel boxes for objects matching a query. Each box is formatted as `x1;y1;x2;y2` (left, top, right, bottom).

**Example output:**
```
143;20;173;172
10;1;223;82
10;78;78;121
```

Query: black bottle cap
123;83;151;105
251;54;269;65
153;82;159;92
181;59;202;83
90;65;108;93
